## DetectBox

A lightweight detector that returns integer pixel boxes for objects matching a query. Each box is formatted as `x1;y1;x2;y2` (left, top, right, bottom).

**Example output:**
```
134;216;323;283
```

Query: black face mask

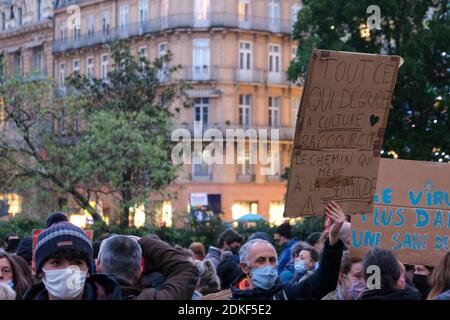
231;247;240;255
413;274;430;298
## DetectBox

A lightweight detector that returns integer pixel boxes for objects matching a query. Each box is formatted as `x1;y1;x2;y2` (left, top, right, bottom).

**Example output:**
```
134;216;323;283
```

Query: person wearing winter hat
274;222;298;274
16;236;33;266
23;222;122;300
45;211;68;228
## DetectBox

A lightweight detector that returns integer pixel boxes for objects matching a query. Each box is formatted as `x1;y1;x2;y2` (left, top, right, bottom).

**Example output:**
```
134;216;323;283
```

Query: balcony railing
189;173;213;181
236;173;256;182
53;13;293;53
174;123;295;140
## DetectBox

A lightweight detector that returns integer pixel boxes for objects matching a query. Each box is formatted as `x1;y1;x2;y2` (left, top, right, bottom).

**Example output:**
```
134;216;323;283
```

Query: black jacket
23;274;123;300
217;252;241;290
359;285;421;300
231;239;344;300
109;274;142;300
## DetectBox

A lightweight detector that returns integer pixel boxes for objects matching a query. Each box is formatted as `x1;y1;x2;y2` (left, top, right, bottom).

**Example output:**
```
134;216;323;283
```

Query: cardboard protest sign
351;158;450;266
285;49;401;217
31;228;93;274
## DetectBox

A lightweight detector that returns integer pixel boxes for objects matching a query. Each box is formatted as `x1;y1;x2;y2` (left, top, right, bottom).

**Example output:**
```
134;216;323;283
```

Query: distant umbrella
236;213;266;222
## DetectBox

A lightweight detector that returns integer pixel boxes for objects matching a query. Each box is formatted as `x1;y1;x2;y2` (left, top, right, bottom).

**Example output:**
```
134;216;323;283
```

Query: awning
184;88;223;98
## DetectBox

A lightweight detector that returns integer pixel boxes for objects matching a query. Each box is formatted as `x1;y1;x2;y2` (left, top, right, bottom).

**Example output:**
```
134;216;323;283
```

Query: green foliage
0;41;186;225
289;0;449;161
0;217;45;242
0;215;325;250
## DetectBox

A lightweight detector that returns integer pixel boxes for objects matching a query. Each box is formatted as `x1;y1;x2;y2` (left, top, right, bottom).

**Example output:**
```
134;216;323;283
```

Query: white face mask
0;279;14;288
42;266;87;300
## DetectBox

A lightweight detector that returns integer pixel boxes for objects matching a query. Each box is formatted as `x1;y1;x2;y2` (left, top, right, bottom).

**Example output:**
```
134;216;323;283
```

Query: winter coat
358;284;421;300
23;274;123;300
136;236;199;300
205;246;222;268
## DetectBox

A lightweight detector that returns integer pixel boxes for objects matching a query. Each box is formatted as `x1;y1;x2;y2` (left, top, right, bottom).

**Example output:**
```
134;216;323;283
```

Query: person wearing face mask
413;264;433;299
23;222;122;300
291;248;319;284
205;229;242;269
323;252;365;300
279;241;312;284
230;201;346;300
0;252;34;300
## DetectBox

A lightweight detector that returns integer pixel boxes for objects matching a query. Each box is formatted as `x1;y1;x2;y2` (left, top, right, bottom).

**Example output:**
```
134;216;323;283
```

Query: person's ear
240;262;250;274
95;259;102;273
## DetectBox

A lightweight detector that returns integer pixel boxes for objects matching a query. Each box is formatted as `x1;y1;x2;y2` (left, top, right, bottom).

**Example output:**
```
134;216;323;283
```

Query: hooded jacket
23;274;123;300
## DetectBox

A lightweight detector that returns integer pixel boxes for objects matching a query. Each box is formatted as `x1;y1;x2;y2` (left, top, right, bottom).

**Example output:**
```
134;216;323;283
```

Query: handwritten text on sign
285;50;401;217
351;158;450;266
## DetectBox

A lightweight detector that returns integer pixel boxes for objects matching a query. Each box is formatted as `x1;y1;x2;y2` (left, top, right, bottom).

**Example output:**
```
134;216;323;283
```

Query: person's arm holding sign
286;201;346;300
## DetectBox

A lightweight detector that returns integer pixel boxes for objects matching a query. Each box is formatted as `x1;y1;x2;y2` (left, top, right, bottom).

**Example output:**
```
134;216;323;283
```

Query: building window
291;4;301;27
37;0;42;21
193;150;210;178
87;15;95;38
268;0;280;31
119;5;129;31
74;22;81;39
194;0;209;22
18;7;23;26
139;0;148;26
59;62;66;87
238;0;251;28
239;41;252;70
72;59;80;74
32;46;44;74
269;44;281;73
194;98;209;125
237;146;253;176
291;46;297;61
232;201;258;220
86;57;94;79
12;51;21;75
192;39;210;80
239;94;251;126
138;46;148;58
291;98;300;128
1;12;5;30
157;43;169;81
161;0;169;28
102;11;110;35
60;21;67;42
269;96;280;128
101;54;108;80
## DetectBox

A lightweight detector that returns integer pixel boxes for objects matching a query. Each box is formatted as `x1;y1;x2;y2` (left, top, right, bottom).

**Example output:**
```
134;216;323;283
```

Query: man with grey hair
231;201;347;300
96;235;143;299
96;234;199;300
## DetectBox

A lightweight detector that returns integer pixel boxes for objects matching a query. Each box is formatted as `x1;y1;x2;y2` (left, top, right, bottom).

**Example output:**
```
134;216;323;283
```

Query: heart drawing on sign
370;115;379;127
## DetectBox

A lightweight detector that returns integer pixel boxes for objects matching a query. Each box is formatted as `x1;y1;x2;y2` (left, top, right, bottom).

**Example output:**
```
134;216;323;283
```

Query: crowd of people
0;202;449;300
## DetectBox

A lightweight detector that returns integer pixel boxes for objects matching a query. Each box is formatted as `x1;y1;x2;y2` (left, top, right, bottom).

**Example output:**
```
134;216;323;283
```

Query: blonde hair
0;282;16;300
428;252;450;300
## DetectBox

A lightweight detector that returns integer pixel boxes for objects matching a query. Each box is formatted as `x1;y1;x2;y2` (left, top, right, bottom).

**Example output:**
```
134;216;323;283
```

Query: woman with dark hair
0;252;34;299
427;252;450;300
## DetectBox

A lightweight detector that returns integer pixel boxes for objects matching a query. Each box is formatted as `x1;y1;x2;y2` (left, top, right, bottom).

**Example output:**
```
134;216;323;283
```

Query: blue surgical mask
294;260;306;273
250;266;278;290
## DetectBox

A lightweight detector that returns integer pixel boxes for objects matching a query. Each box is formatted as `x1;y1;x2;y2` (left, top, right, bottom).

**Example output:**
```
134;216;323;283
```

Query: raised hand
324;201;347;246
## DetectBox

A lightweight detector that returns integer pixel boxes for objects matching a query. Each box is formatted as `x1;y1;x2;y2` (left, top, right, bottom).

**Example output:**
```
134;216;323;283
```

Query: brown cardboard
285;49;401;217
351;158;450;266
